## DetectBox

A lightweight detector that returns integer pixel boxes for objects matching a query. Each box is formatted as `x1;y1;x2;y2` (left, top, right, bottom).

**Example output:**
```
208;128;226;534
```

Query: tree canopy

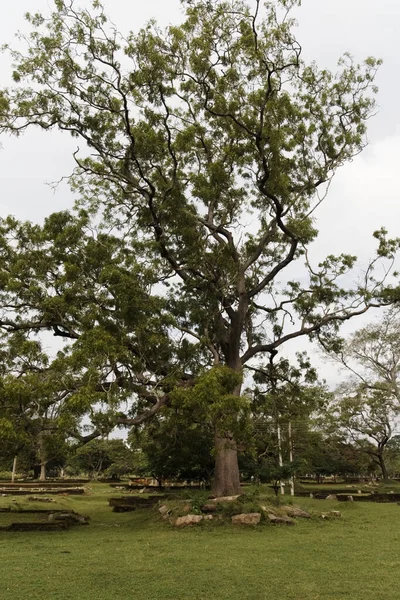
0;0;399;494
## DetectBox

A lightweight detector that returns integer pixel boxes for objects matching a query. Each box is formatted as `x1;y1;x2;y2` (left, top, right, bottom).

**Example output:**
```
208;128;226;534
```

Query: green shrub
237;488;260;504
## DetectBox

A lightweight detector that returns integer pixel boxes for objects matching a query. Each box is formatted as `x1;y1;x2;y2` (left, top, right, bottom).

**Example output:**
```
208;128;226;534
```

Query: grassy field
1;483;399;600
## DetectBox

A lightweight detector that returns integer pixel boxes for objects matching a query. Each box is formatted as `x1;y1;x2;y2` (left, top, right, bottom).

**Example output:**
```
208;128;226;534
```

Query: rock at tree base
267;514;295;525
202;495;241;512
231;513;261;526
175;515;204;527
281;505;311;519
158;505;169;516
201;503;218;513
208;495;240;503
260;506;277;516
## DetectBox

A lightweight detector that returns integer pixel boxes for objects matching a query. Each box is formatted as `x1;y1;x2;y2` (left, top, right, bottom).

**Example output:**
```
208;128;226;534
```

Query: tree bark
211;347;244;496
40;462;47;481
212;430;241;497
377;452;388;481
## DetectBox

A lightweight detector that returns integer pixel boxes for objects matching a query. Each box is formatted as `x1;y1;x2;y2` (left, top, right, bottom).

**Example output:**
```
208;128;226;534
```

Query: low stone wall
0;487;85;496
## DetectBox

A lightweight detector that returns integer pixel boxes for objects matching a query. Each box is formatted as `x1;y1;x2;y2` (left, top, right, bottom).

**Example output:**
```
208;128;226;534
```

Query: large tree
0;329;99;479
332;385;397;481
1;0;400;495
324;309;400;480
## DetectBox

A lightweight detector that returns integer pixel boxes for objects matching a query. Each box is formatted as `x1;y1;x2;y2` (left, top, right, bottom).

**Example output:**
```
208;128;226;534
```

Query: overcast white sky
0;0;399;386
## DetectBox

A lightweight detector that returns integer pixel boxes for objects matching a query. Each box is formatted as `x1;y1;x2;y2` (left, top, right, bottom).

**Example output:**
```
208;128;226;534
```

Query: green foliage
68;439;136;479
214;499;265;518
185;492;211;515
130;411;214;484
171;366;250;440
324;308;400;479
0;0;399;492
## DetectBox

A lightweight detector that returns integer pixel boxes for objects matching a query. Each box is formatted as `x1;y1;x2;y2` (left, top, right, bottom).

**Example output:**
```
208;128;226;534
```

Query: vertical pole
11;456;17;483
277;418;284;495
288;420;295;496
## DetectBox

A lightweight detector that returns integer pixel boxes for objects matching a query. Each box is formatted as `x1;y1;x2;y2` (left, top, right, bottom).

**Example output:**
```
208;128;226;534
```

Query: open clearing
0;483;399;600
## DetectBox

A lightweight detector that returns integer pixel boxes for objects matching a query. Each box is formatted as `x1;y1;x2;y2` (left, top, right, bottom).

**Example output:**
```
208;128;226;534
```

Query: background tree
1;0;400;495
298;430;374;482
323;309;400;480
246;353;327;493
385;435;400;477
330;385;398;481
130;412;214;487
68;438;136;479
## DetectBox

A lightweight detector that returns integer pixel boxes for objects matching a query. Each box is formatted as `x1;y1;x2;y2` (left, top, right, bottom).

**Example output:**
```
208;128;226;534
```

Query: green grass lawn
1;484;399;600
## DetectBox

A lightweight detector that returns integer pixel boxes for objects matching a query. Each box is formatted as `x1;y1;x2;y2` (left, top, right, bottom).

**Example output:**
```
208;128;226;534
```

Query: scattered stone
260;506;277;516
175;514;203;527
326;494;337;501
320;511;341;519
203;515;213;521
347;495;354;502
27;496;55;503
201;503;218;513
358;490;362;494
281;505;311;519
158;505;170;516
309;493;314;498
267;514;295;525
232;513;261;526
182;504;192;513
52;512;89;525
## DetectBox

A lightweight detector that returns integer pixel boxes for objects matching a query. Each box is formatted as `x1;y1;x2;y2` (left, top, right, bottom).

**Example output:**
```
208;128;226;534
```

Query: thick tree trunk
212;431;241;497
378;452;388;481
40;462;47;481
211;306;246;497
